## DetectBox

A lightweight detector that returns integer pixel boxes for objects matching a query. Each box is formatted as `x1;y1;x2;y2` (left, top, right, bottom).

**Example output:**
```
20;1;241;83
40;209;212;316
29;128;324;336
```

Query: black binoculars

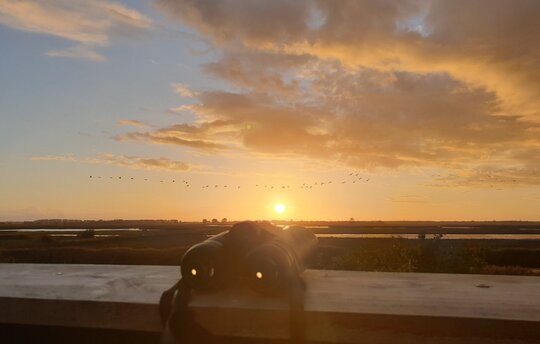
180;221;318;293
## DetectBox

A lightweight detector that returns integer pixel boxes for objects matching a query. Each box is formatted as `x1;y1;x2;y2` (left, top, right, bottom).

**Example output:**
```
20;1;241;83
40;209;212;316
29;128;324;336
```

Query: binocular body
180;221;318;293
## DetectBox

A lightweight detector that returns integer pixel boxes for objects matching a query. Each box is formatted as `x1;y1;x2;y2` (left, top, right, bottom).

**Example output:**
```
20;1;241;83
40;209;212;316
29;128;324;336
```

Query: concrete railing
1;263;539;343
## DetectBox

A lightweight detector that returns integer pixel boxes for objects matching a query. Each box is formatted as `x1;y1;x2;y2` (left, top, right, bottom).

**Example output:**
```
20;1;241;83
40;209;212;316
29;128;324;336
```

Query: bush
310;239;487;274
35;234;54;244
485;248;540;268
77;229;95;239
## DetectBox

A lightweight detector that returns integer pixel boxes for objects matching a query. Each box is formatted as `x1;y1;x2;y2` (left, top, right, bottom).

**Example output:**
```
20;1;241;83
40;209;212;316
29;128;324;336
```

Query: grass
0;230;539;276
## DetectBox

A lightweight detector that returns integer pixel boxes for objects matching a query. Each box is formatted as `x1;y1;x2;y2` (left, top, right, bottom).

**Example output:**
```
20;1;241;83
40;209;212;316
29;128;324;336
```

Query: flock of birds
88;168;540;190
88;172;372;190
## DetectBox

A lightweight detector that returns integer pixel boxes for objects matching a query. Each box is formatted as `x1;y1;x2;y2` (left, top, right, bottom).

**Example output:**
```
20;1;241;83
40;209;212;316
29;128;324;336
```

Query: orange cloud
89;154;192;172
171;83;199;98
117;119;148;128
150;0;540;185
115;131;228;152
129;69;539;170
31;153;194;172
0;0;152;60
30;154;76;161
159;0;540;119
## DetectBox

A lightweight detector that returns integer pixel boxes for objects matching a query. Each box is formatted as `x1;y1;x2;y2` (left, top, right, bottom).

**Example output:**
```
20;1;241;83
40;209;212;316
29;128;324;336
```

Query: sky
0;0;539;221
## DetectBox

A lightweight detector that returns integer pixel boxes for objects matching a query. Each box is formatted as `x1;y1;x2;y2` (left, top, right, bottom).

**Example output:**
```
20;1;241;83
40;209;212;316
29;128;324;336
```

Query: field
1;222;539;276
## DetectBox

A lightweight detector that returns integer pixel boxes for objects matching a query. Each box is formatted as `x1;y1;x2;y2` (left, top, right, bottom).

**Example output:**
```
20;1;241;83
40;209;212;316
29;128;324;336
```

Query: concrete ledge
1;264;539;342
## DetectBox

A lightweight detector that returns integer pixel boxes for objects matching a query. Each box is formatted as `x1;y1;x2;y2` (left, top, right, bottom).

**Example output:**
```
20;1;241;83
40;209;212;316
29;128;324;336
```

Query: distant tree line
202;218;228;224
0;219;185;230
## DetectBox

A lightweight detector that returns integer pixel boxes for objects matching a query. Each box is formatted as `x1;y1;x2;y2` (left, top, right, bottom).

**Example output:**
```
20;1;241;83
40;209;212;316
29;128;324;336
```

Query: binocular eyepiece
180;221;318;293
180;230;229;291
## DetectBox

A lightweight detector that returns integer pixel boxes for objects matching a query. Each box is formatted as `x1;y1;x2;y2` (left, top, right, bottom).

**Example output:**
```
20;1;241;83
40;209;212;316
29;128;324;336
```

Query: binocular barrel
246;226;318;293
180;231;229;290
179;223;318;293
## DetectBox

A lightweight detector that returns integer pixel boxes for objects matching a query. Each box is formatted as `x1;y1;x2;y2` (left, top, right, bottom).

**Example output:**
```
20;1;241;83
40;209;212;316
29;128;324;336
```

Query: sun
274;203;286;214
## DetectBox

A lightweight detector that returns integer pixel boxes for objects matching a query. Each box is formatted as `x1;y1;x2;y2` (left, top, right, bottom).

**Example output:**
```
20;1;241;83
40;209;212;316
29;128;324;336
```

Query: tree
78;229;95;239
202;219;209;224
211;218;219;224
221;218;227;223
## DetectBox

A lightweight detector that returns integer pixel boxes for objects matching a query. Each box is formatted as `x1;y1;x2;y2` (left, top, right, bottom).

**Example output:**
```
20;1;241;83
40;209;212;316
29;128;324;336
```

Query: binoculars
180;221;318;293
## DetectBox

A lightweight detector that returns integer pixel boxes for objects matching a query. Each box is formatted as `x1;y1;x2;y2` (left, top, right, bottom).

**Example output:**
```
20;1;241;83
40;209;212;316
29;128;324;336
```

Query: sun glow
274;203;286;214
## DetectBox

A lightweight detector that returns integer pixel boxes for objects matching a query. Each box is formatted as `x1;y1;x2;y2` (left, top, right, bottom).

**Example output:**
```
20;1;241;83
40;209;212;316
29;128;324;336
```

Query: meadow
1;223;539;276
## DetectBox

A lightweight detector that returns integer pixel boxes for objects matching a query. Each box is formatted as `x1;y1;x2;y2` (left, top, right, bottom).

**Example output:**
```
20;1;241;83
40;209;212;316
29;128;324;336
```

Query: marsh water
3;228;540;240
315;233;540;240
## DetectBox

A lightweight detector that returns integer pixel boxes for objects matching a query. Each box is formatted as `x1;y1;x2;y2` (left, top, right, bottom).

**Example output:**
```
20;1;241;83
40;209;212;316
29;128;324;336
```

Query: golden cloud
159;0;540;118
30;154;76;161
171;83;199;98
147;0;540;185
115;131;228;152
0;0;153;60
117;119;148;128
89;154;192;172
31;153;194;172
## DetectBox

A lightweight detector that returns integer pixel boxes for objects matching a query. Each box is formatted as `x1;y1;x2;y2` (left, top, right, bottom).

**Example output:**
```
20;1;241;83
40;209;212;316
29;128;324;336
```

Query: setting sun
274;203;286;214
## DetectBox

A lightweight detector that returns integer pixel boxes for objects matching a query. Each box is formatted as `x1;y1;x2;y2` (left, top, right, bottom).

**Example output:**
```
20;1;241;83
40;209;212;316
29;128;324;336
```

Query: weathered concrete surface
0;264;176;332
0;264;539;343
